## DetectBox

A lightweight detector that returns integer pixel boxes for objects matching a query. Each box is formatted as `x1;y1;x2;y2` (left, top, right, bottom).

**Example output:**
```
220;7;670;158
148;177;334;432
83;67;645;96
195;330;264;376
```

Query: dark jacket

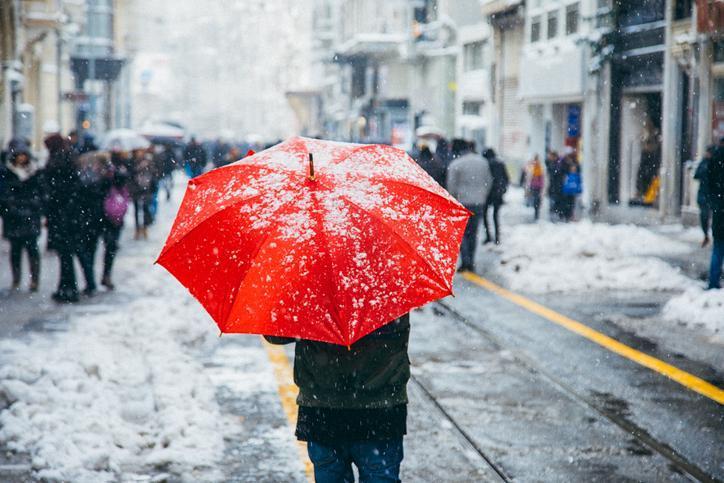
415;147;446;187
695;157;710;207
487;156;510;205
0;162;43;240
266;314;410;410
44;136;84;252
707;148;724;240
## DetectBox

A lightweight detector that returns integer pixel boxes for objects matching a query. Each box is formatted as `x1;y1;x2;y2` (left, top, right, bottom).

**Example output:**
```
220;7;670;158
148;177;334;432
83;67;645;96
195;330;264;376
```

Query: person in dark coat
129;149;159;240
545;150;565;220
706;146;724;289
44;134;82;302
695;145;715;248
76;152;109;296
265;314;410;483
414;144;446;186
482;148;509;244
0;140;43;291
183;137;207;178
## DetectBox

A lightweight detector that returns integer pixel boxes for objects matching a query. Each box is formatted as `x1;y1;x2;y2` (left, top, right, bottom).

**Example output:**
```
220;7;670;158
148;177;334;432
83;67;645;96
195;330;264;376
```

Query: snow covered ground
488;218;695;293
663;288;724;344
0;243;230;481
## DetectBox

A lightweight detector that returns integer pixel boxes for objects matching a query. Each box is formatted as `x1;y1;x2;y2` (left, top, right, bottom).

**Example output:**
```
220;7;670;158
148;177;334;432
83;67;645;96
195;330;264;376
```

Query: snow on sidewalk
489;219;696;294
663;288;724;344
0;265;229;482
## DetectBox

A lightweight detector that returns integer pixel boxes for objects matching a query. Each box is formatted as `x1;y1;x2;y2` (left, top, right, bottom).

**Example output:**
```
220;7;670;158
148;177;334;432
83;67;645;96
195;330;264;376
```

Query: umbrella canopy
157;137;470;346
99;129;151;152
139;122;186;140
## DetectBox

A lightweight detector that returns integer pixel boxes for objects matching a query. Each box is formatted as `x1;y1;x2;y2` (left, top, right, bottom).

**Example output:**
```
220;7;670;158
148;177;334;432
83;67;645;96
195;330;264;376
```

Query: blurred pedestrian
545;150;565;220
100;165;130;290
153;143;176;201
44;134;82;303
211;138;230;168
0;139;43;291
695;145;715;248
560;150;582;222
525;154;545;221
435;138;452;181
183;137;207;178
264;313;411;482
75;151;108;296
130;149;158;240
482;148;509;244
706;146;724;290
447;141;493;272
414;144;446;186
223;145;242;166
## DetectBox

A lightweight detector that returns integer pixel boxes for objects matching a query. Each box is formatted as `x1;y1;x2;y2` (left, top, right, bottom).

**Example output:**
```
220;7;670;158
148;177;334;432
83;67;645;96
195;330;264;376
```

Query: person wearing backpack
482;148;509;244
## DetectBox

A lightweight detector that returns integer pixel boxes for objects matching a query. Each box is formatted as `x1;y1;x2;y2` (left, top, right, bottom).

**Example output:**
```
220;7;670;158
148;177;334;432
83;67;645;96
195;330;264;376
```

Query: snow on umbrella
99;128;151;152
157;137;470;346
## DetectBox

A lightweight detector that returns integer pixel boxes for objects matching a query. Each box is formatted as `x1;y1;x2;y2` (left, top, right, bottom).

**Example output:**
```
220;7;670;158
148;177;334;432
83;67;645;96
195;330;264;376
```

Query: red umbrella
157;137;470;346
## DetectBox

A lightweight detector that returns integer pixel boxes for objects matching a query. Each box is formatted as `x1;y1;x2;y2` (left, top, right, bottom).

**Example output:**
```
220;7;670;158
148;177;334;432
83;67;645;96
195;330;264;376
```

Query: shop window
714;39;724;64
463;41;485;71
566;3;579;35
547;10;558;39
462;101;483;116
531;15;541;42
674;0;693;20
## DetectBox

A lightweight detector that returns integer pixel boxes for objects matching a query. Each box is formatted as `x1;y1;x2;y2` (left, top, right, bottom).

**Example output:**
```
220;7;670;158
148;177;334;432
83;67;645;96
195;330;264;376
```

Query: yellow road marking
462;272;724;405
262;339;314;482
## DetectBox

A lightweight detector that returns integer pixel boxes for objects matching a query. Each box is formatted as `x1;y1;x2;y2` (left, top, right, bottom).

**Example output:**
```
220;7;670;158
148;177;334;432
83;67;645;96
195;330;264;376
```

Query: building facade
0;0;132;153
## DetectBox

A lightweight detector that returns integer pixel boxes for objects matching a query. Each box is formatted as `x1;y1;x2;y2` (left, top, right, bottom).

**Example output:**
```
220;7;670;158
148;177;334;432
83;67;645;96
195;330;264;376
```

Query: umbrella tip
308;153;316;180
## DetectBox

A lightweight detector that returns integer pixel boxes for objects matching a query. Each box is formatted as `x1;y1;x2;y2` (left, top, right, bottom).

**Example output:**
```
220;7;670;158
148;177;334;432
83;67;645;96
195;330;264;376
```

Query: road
0;180;722;482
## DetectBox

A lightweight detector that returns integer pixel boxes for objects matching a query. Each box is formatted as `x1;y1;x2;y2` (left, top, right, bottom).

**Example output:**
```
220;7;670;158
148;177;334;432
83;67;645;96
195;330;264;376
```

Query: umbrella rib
338;194;452;293
370;177;472;215
310;190;349;344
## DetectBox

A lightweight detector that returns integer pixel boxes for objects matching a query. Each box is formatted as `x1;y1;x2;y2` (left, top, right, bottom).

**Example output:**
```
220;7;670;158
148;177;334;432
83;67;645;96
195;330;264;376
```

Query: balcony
335;33;407;61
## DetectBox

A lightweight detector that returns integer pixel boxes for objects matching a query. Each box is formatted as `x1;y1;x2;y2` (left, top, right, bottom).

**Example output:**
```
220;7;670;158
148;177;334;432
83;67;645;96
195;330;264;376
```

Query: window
462;101;483;116
463;41;485;71
531;16;541;42
674;0;693;20
547;10;558;39
566;3;579;35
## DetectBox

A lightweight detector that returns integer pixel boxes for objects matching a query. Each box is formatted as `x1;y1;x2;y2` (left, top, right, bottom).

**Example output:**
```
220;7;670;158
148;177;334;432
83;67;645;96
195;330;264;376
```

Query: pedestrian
129;149;158;240
706;146;724;290
545;149;564;220
153;143;176;201
560;151;582;222
414;144;446;186
0;139;43;291
525;154;545;221
100;164;130;290
446;141;493;272
44;134;82;303
223;145;242;166
482;148;509;244
264;313;411;482
76;152;108;296
183;137;207;178
695;145;715;248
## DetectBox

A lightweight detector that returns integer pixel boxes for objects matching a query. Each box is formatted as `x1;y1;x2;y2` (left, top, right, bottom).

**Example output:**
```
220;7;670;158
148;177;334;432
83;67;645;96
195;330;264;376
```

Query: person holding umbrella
157;137;470;482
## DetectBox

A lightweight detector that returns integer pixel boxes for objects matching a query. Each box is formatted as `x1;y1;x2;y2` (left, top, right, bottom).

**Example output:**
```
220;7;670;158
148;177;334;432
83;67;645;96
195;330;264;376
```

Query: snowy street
1;182;721;482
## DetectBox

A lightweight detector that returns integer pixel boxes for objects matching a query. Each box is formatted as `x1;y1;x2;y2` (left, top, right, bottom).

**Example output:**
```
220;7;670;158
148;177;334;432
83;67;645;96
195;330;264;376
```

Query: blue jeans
709;239;723;289
307;439;403;483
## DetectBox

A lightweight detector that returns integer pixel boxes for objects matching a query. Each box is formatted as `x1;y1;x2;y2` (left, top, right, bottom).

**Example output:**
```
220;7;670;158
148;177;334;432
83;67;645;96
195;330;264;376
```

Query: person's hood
5;157;38;182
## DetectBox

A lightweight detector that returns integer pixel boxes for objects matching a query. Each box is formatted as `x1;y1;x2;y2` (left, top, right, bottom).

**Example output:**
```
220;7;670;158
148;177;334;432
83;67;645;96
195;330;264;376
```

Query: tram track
428;300;719;483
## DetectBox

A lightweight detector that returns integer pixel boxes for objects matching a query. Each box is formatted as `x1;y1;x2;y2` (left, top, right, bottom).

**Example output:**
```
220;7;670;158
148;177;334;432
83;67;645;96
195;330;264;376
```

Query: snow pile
0;268;226;482
492;220;695;293
663;288;724;343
